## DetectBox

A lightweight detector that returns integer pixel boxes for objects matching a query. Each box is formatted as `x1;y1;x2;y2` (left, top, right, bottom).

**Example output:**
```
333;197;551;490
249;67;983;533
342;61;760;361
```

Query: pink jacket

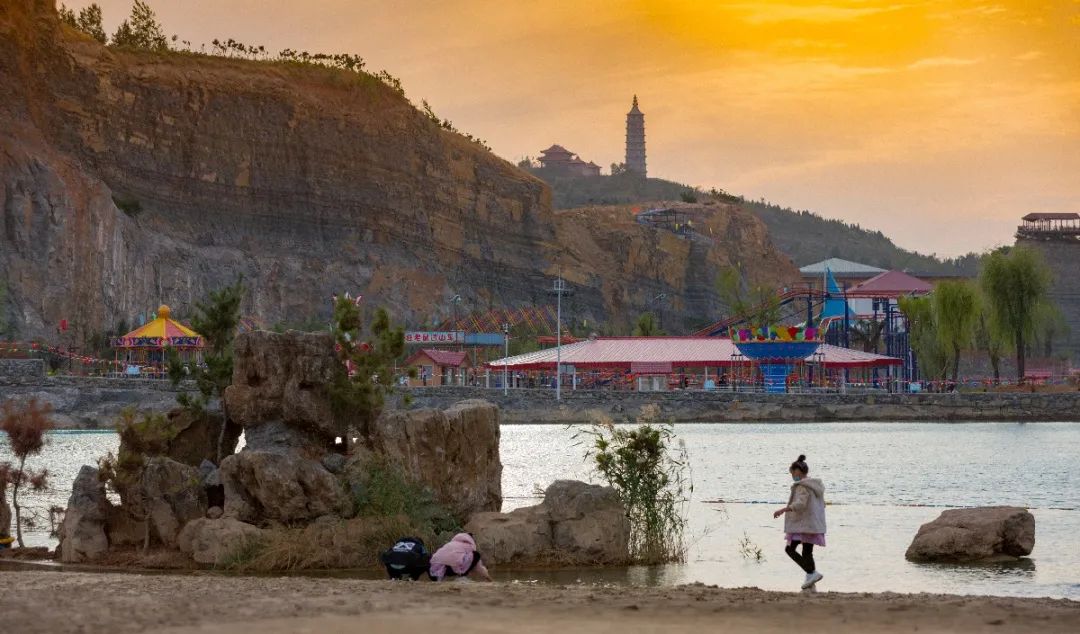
429;533;489;580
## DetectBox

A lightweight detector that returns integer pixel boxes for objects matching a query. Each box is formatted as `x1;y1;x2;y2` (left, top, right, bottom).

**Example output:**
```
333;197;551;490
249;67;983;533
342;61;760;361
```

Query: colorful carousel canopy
111;305;205;349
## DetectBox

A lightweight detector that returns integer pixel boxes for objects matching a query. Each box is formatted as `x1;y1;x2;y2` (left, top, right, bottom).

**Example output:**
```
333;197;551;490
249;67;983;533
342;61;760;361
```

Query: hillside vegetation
530;170;982;275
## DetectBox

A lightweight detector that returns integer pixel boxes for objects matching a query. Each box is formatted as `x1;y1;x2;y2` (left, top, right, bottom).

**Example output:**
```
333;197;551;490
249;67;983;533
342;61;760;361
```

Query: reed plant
577;405;690;564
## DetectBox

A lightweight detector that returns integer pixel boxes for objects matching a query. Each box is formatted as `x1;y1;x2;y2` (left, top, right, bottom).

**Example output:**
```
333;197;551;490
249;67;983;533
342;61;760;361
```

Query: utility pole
554;274;566;401
501;322;510;395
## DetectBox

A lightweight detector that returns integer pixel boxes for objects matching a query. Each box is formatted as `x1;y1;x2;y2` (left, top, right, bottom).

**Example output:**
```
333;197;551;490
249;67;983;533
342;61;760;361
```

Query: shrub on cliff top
111;1;168;52
576;405;690;564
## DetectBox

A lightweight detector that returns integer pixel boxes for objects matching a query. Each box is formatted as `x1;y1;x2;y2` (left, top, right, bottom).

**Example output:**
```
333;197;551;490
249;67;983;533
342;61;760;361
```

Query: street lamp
502;322;510;396
553;274;567;401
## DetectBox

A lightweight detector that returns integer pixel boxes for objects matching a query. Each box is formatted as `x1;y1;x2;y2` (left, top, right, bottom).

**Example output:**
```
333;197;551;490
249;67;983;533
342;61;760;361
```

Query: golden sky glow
71;1;1080;257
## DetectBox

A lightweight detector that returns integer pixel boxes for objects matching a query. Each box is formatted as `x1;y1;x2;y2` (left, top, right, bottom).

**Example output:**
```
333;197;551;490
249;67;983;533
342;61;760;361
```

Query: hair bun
797;454;807;462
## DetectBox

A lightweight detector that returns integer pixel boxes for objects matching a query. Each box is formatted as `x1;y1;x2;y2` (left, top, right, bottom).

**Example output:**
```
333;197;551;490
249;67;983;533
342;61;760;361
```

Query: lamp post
502;322;510;396
553;274;567;401
653;292;668;333
449;294;462;349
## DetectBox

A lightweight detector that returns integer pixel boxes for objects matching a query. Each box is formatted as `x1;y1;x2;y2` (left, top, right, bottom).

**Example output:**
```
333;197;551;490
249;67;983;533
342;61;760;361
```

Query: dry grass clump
219;515;418;572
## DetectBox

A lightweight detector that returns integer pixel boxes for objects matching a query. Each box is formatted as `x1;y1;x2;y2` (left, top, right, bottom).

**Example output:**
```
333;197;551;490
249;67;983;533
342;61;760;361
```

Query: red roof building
848;270;933;298
538;144;601;177
405;348;471;387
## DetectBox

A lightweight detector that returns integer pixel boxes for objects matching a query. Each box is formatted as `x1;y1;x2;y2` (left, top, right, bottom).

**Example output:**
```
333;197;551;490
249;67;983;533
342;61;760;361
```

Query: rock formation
0;483;11;541
367;399;502;519
138;458;207;547
905;506;1035;563
177;517;265;566
466;480;630;566
0;1;797;342
58;466;110;562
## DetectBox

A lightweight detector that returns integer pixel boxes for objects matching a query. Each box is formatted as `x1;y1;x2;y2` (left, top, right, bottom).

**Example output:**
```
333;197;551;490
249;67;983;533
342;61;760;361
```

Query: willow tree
979;247;1052;381
633;312;664;337
932;280;979;382
898;296;947;381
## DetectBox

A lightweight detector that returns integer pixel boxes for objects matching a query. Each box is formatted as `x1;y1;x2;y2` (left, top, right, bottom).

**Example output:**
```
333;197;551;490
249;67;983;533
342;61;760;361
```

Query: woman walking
773;454;826;590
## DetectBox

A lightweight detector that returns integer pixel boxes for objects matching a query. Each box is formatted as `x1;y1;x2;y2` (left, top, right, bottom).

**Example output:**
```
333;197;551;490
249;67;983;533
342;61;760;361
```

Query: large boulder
177;517;265;565
224;331;343;446
219;450;348;524
58;466;110;563
368;400;501;519
139;457;208;547
466;480;630;567
905;506;1035;563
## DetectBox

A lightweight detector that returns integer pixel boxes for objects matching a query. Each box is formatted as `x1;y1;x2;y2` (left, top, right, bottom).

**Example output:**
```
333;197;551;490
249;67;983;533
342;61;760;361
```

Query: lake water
3;423;1078;599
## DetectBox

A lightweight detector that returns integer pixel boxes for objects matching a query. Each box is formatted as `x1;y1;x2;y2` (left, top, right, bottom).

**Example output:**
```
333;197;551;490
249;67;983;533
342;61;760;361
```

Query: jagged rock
198;460;221;488
367;400;501;519
162;408;241;467
466;480;630;567
0;484;11;540
58;466;109;563
103;504;147;548
321;453;347;475
206;506;224;520
177;517;265;565
139;458;209;547
906;506;1036;563
219;451;348;524
224;331;342;447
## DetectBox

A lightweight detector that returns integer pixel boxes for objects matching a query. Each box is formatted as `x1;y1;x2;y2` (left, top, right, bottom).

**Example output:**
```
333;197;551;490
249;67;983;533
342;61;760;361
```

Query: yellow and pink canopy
111;305;205;349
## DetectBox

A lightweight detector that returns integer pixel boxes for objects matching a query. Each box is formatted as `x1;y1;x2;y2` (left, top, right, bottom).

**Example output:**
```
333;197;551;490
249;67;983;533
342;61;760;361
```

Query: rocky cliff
0;1;797;342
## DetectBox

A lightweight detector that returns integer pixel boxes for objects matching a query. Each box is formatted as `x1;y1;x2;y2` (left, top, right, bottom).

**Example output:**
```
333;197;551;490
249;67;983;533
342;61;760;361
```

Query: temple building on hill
625;95;646;177
537;144;601;177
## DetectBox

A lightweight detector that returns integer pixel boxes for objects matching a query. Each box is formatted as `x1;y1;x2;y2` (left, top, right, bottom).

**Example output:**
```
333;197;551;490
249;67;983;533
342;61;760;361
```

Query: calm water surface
4;423;1078;599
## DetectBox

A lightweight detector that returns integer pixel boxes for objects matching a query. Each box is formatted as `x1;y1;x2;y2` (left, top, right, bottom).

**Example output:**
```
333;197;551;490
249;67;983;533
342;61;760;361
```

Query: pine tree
112;0;168;51
329;298;405;436
77;4;107;44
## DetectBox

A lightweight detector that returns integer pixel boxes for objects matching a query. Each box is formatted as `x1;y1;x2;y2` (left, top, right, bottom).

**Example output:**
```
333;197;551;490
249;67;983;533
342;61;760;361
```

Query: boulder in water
905;506;1035;563
466;480;630;566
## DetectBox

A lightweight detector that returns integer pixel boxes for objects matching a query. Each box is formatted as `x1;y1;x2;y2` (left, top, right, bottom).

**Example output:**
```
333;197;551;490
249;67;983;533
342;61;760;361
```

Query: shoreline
2;569;1077;633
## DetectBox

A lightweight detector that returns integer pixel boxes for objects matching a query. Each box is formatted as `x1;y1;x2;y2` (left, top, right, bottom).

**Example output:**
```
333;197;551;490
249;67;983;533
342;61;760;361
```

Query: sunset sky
68;1;1080;257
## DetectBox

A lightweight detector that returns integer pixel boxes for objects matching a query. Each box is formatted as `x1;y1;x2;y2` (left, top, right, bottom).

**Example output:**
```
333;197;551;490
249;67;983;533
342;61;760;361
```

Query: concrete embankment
3;360;1079;426
402;386;1080;423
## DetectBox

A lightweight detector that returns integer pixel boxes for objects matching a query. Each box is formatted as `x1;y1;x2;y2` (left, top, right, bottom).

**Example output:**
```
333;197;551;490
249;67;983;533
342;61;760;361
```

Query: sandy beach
1;569;1077;634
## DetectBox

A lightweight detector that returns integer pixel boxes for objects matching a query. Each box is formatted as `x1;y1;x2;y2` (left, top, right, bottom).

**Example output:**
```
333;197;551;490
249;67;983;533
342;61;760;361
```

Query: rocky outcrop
905;506;1035;563
162;408;242;467
224;331;343;449
177;517;265;565
367;400;502;519
58;466;110;562
220;451;348;524
139;458;208;547
466;480;630;566
0;2;796;343
0;484;11;540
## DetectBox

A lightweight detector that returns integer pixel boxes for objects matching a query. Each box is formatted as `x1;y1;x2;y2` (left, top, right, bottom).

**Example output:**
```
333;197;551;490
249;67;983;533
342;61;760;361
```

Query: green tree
716;267;781;328
329;298;406;436
632;312;664;336
899;296;948;381
974;306;1005;383
1031;301;1068;358
979;247;1052;381
932;280;979;382
76;4;107;43
168;280;244;460
112;0;168;51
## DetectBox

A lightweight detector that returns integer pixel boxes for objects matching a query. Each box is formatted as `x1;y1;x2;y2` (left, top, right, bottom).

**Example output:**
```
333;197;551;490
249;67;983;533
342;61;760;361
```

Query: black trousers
785;540;816;574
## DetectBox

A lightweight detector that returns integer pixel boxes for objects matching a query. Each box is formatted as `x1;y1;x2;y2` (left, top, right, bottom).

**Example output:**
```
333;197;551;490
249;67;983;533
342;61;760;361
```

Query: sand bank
1;570;1077;633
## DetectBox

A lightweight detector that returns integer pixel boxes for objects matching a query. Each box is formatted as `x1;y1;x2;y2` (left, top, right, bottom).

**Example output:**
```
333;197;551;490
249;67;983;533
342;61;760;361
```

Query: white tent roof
799;258;886;276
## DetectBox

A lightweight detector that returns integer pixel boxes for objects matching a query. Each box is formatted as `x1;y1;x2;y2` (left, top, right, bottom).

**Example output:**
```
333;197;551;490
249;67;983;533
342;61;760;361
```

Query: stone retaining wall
0;359;46;385
400;387;1080;423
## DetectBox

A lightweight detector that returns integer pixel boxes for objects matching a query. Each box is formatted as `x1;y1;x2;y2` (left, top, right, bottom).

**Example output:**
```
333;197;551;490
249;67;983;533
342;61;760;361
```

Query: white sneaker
801;571;823;589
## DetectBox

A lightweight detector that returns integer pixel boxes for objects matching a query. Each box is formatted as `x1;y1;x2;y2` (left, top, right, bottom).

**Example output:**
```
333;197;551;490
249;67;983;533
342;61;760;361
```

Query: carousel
110;304;205;377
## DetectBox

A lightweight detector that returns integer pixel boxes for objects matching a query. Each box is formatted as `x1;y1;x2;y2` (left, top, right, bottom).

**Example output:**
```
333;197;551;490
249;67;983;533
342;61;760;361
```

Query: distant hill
528;169;982;276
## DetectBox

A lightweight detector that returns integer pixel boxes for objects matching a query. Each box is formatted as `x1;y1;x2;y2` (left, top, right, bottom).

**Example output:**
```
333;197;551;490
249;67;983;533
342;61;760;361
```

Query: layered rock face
905;506;1035;563
0;1;797;341
466;480;630;566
